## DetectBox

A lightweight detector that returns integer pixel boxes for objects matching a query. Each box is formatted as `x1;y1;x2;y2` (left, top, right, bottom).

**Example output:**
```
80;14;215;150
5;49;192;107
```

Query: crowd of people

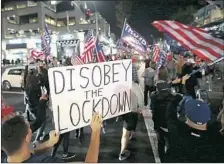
1;52;224;163
142;53;224;162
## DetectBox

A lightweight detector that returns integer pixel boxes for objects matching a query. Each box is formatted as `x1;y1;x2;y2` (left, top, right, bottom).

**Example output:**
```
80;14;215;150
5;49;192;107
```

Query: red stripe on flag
152;20;224;62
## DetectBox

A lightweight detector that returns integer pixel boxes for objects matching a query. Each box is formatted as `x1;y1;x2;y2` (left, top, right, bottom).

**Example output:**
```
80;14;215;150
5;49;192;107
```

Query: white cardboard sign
48;59;132;134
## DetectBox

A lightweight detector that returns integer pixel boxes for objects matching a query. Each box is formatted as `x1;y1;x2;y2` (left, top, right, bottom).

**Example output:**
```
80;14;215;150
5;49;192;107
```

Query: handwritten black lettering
123;90;131;112
92;99;101;113
84;90;91;99
70;103;81;127
82;100;91;123
103;64;111;85
80;67;90;89
98;88;103;97
122;61;132;81
102;97;109;118
53;71;65;94
110;94;119;115
92;65;102;87
66;68;76;92
112;63;120;83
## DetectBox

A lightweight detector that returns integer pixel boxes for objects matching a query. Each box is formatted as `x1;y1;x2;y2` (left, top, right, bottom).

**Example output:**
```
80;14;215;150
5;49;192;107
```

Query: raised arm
85;113;102;163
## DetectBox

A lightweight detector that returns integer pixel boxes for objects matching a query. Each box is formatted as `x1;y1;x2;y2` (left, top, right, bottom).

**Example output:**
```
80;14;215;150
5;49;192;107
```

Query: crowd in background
1;52;224;163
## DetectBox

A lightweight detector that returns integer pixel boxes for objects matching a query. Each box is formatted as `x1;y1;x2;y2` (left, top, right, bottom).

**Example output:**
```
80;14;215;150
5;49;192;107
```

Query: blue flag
121;22;148;54
164;33;187;54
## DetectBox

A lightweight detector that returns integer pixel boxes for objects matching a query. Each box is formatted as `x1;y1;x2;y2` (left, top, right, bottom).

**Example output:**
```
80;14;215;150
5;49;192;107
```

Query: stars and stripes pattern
71;55;84;65
94;37;106;62
41;24;51;57
157;50;167;70
152;45;160;62
81;30;95;64
152;20;224;62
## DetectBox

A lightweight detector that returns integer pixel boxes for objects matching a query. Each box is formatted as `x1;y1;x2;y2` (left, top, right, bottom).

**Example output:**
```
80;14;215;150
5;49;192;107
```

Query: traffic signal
85;9;91;20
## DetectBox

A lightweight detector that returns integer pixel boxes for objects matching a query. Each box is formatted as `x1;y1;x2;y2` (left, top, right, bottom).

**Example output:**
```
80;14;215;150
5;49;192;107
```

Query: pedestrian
51;132;76;160
150;66;173;162
119;76;144;161
142;60;156;107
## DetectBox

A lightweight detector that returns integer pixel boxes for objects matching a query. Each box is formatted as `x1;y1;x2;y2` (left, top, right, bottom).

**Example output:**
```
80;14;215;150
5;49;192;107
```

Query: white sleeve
135;84;144;109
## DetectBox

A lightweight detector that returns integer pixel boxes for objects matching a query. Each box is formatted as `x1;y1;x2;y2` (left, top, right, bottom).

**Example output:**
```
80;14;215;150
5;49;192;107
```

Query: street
1;65;156;163
1;63;223;163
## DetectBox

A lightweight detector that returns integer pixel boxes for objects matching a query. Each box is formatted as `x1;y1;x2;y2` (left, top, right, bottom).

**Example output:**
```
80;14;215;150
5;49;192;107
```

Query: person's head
150;61;156;70
158;66;168;81
1;115;32;156
184;99;211;130
145;59;150;68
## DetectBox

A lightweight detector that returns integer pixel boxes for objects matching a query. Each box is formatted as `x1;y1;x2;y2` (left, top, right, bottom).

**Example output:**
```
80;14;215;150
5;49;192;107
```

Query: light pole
92;2;99;36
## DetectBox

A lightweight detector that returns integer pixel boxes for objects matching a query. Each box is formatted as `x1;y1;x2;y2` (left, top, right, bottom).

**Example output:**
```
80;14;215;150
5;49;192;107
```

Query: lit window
29;18;38;23
79;18;88;24
68;17;76;26
57;19;66;27
27;1;37;7
5;6;14;11
45;15;56;26
17;4;26;9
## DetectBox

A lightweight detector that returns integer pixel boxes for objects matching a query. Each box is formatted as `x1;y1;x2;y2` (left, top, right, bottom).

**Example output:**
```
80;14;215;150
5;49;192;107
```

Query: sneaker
119;150;131;161
102;127;106;134
61;152;76;160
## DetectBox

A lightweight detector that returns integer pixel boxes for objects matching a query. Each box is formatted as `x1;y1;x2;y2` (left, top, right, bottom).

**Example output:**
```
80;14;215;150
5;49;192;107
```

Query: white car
2;65;36;90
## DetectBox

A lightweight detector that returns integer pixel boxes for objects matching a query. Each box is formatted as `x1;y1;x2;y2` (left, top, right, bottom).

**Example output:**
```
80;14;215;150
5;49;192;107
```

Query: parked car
2;66;36;90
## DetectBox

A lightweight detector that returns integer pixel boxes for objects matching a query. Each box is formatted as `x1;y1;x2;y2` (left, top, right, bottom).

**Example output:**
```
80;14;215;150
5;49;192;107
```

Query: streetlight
89;2;99;36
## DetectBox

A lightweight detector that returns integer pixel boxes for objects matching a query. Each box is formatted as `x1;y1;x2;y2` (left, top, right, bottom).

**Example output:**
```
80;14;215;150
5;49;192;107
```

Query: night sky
92;0;202;42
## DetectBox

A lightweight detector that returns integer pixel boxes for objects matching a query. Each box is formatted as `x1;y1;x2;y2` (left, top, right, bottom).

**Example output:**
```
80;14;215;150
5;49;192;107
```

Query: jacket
142;67;155;86
165;95;224;163
131;82;144;113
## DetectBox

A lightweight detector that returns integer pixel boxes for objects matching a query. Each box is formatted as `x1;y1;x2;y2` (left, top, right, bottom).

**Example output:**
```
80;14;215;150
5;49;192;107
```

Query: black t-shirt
2;154;63;163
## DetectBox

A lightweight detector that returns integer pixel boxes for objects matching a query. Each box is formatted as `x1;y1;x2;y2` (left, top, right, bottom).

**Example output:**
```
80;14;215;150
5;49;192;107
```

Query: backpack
151;89;173;130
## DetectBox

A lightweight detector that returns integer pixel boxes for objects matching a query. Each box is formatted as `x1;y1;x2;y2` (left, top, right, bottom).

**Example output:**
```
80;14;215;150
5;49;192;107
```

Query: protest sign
48;59;132;134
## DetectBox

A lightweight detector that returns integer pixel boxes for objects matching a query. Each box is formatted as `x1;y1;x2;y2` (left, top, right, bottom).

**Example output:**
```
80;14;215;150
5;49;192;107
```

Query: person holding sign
119;77;144;161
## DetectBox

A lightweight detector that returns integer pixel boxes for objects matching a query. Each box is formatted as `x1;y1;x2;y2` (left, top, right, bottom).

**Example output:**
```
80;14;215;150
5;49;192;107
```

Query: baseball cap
185;99;211;125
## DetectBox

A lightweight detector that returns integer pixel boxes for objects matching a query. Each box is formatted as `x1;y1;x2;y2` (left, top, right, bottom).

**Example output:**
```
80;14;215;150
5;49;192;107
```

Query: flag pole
120;18;127;40
66;11;70;32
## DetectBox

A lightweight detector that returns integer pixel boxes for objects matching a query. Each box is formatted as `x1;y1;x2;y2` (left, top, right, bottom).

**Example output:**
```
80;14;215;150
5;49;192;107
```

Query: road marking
2;91;24;94
138;66;161;163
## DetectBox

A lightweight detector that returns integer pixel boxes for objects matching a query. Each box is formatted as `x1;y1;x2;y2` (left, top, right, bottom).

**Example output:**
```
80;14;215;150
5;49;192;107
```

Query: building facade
194;0;224;26
1;1;113;61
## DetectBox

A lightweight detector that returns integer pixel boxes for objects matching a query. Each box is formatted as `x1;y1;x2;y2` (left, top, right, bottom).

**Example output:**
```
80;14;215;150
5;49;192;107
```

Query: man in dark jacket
150;82;173;162
165;97;224;163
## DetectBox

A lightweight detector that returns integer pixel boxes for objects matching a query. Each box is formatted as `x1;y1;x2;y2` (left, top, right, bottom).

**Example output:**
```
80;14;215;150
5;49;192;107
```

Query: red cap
1;98;14;119
132;57;136;63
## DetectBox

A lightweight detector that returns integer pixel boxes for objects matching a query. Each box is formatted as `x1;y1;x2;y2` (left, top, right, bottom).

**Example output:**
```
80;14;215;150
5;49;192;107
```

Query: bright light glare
139;56;143;60
51;1;56;5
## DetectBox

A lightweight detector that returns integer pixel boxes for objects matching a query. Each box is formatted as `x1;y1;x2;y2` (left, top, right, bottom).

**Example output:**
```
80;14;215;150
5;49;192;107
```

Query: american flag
71;55;84;65
152;45;160;62
41;24;51;57
156;50;167;70
94;37;106;62
152;20;224;62
81;30;95;64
